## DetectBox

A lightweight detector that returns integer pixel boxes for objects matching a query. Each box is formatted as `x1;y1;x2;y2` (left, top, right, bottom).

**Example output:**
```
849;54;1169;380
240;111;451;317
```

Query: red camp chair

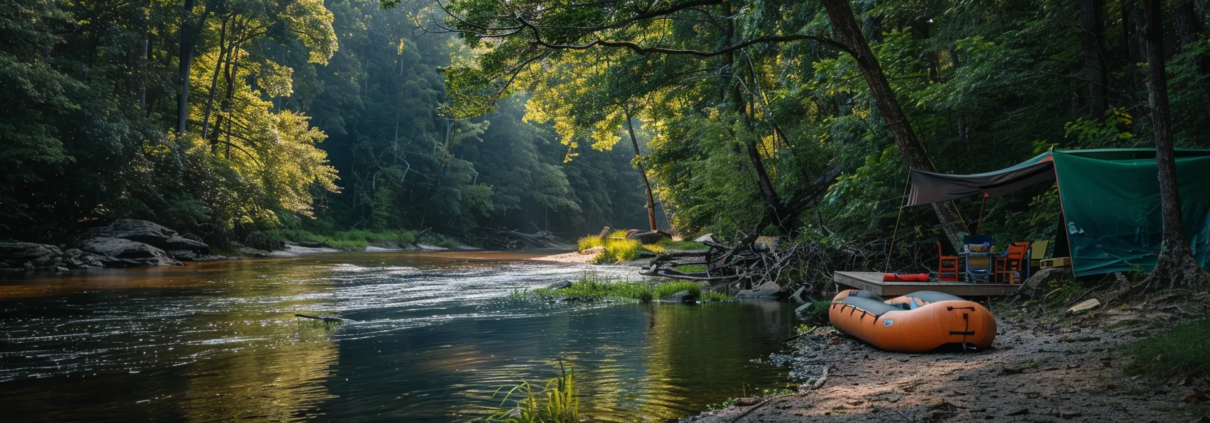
937;242;960;282
995;242;1030;283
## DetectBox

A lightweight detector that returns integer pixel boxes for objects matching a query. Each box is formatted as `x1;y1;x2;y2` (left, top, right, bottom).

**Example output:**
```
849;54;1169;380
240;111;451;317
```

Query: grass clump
483;364;579;423
673;264;707;273
653;281;702;299
1122;319;1210;380
576;236;604;251
589;239;642;264
795;298;833;325
518;277;730;303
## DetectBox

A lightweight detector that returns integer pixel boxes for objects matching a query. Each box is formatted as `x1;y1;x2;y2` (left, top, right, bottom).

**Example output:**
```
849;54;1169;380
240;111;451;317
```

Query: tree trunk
1141;0;1209;288
723;1;793;235
820;0;968;251
622;106;658;231
177;0;211;135
1077;0;1108;118
201;16;230;140
210;24;243;154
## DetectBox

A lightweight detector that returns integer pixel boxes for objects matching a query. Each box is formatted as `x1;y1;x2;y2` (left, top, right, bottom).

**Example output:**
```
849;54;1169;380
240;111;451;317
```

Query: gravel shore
687;299;1206;423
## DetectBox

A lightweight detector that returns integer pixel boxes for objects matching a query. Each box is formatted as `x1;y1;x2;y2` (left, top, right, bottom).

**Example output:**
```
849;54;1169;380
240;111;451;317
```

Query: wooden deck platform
833;271;1019;297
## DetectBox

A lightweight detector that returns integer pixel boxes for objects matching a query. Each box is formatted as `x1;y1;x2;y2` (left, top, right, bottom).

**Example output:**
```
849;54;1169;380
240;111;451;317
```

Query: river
0;251;797;422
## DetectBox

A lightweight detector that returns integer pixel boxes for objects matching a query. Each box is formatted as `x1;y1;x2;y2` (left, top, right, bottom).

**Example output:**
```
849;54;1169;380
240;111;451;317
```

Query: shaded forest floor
688;291;1210;423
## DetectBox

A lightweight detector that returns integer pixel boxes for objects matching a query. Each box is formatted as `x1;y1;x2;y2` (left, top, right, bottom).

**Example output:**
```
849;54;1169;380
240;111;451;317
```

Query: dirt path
687;305;1204;422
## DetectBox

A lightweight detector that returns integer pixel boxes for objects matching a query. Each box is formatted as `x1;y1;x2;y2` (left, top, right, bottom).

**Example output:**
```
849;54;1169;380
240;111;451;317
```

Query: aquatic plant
1123;319;1210;379
483;363;580;423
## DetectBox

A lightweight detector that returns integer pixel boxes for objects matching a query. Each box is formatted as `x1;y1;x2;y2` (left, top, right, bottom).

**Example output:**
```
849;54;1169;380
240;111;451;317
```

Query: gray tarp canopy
906;153;1054;206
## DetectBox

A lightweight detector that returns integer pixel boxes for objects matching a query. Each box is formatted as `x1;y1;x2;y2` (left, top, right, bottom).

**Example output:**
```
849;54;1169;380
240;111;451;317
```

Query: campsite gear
1027;240;1050;276
883;273;929;282
995;242;1031;283
937;242;960;282
963;235;995;283
829;290;997;352
905;148;1210;276
1040;257;1072;268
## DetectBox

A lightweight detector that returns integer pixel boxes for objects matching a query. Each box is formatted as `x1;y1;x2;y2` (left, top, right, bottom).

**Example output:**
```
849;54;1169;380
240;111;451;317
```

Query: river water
0;251;797;422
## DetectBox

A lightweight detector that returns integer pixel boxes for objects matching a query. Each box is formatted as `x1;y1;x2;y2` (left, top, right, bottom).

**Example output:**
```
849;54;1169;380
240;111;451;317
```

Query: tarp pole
975;192;988;235
885;173;912;272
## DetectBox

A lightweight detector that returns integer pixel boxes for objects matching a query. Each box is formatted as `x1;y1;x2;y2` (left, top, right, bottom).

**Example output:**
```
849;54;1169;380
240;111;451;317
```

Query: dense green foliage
435;0;1210;268
0;0;648;245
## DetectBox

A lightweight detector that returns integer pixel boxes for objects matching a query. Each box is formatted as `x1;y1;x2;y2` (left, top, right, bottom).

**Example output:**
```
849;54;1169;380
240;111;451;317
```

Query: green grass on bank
576;231;708;264
514;278;731;303
1123;319;1210;380
265;229;418;250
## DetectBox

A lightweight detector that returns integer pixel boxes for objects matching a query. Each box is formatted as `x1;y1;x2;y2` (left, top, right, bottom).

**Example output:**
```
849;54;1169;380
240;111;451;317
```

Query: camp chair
963;235;995;283
1027;240;1050;277
937;242;960;281
995;242;1030;283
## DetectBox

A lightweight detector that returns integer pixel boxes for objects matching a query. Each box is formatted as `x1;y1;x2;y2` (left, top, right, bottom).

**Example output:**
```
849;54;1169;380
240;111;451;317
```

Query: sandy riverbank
688;296;1208;422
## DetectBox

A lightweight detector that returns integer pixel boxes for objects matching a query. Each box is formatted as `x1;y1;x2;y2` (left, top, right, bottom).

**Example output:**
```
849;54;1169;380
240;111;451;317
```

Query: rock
789;286;806;304
79;237;182;267
62;248;105;268
626;230;669;245
0;242;64;269
1067;299;1100;314
579;246;605;255
694;233;716;243
1006;408;1029;416
667;290;698;304
1018;267;1073;298
736;281;781;300
80;219;211;255
547;281;574;290
795;302;814;317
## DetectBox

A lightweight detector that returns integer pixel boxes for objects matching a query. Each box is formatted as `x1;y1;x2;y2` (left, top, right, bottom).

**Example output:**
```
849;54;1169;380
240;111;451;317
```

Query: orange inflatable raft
829;290;997;352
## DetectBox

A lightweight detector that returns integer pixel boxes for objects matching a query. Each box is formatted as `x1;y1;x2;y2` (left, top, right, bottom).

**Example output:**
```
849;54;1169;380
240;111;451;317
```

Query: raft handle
946;306;976;311
949;331;976;335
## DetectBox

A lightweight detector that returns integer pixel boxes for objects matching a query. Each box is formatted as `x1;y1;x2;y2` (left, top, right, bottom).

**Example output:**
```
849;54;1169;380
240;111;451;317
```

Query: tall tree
1077;0;1108;118
819;0;968;250
1141;0;1210;288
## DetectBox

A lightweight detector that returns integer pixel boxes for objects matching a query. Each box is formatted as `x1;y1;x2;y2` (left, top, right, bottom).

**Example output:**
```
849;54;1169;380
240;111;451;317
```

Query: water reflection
0;252;794;422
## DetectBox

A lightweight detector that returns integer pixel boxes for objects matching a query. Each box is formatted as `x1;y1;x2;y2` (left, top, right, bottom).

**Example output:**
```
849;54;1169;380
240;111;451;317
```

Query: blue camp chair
963;235;995;283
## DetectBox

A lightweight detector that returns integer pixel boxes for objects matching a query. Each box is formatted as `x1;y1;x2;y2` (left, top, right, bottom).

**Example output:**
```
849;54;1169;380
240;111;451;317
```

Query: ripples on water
0;251;796;422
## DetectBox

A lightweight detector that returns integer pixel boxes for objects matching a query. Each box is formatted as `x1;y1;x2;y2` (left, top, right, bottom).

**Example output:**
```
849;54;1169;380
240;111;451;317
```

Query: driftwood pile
642;233;883;296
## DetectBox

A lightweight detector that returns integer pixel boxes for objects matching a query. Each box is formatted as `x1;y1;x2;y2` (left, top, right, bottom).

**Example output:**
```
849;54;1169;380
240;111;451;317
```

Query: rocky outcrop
0;242;65;270
80;219;210;255
79;237;182;267
0;242;109;270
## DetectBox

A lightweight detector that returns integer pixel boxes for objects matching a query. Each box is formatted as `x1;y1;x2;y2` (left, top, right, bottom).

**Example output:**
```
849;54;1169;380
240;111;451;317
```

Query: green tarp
907;148;1210;276
1052;150;1210;276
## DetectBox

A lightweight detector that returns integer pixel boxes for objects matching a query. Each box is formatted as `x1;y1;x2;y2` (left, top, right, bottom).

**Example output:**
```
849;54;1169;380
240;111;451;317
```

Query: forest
5;0;1210;270
0;0;652;247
